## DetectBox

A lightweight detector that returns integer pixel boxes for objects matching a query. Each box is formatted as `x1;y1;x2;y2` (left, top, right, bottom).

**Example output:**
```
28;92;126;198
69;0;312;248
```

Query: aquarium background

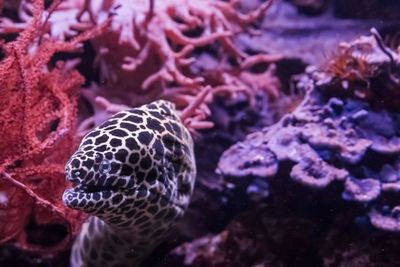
1;0;400;266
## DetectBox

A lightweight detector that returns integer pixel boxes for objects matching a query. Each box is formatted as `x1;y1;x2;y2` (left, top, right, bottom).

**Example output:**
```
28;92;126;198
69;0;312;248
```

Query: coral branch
95;96;130;114
0;171;63;219
45;0;280;133
0;0;107;252
180;86;211;123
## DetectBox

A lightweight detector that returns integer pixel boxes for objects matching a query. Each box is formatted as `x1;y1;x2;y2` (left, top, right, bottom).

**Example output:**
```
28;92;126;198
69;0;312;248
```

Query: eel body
63;100;196;267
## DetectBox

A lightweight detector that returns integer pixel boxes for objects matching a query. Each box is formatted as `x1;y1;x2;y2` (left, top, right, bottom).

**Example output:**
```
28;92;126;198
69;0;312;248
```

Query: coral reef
218;32;400;231
0;0;108;252
44;0;280;133
4;0;400;266
157;31;400;267
160;199;400;267
0;0;281;260
170;206;299;267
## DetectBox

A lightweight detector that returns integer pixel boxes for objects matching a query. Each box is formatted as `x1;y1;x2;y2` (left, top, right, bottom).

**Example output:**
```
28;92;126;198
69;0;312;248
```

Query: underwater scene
1;0;400;266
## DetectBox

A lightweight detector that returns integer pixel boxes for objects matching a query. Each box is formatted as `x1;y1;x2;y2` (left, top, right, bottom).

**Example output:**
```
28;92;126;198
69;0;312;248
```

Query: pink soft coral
0;0;109;252
47;0;280;134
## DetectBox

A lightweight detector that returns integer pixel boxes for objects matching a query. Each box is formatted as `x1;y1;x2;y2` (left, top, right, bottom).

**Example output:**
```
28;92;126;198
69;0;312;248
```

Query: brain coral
218;33;400;232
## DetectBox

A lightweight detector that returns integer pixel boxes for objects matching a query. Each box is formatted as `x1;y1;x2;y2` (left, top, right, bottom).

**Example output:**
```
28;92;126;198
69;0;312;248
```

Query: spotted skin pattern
62;100;196;267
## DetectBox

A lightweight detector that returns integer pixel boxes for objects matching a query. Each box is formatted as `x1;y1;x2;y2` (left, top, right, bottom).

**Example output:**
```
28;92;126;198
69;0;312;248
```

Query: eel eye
95;153;103;163
99;159;111;174
72;171;81;178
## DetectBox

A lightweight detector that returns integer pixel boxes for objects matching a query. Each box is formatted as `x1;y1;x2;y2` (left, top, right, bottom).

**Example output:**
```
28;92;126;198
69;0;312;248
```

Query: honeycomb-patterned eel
62;100;196;267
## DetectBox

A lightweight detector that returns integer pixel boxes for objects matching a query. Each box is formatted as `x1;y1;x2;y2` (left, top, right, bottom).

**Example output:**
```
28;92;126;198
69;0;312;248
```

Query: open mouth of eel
67;178;120;194
74;183;119;193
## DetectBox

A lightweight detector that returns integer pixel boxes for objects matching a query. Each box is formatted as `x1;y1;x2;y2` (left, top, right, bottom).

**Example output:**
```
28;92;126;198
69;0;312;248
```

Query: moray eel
62;100;196;267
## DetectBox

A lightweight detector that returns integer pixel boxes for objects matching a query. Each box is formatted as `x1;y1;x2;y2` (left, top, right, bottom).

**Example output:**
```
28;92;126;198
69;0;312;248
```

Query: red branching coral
0;0;108;252
46;0;280;134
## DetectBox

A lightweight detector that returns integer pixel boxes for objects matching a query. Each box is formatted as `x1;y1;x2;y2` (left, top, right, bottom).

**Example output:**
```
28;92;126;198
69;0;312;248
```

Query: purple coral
218;33;400;232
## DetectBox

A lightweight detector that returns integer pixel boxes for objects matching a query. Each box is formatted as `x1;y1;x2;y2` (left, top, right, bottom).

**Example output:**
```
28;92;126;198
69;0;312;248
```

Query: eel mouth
65;171;124;194
75;183;119;193
67;179;120;194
